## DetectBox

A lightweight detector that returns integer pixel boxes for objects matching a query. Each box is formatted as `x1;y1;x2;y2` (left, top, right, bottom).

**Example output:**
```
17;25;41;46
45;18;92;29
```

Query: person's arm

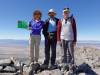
57;20;62;41
28;21;32;30
42;20;49;38
72;17;77;44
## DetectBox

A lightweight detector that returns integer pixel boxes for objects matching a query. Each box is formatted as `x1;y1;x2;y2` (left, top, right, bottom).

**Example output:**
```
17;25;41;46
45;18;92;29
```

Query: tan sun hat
63;8;70;13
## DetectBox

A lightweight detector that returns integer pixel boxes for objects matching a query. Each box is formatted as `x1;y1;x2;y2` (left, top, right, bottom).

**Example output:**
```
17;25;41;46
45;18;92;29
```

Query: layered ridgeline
0;40;100;75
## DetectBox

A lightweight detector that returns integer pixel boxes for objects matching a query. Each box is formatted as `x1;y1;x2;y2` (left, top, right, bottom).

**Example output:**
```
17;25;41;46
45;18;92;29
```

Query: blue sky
0;0;100;40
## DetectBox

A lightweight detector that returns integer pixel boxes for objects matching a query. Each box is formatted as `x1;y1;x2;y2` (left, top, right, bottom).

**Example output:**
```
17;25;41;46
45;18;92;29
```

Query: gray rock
0;73;16;75
78;73;86;75
38;70;51;75
0;66;3;71
0;59;13;66
3;66;16;72
50;69;62;75
23;66;32;75
92;61;100;68
79;73;94;75
37;69;62;75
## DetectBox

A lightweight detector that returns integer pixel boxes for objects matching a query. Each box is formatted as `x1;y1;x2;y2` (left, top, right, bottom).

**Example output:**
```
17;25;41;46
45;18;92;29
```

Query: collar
32;19;41;22
49;17;56;20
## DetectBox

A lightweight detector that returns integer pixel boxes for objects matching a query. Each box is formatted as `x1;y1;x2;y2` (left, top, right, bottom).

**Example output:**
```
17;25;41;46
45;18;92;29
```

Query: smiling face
63;11;70;19
33;10;42;20
48;12;56;18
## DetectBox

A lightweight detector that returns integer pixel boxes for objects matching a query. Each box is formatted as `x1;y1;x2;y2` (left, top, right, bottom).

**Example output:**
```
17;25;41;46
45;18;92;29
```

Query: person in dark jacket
42;9;59;69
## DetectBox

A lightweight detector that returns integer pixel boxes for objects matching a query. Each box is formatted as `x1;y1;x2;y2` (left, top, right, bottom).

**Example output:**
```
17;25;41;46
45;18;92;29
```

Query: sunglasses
64;11;70;14
48;12;55;14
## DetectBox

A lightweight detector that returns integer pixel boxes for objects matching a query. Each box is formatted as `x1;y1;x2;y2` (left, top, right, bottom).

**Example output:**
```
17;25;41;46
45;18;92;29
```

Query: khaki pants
29;35;41;62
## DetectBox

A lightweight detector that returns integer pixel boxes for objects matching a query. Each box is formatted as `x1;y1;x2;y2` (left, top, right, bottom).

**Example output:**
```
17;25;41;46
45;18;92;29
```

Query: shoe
69;64;77;73
68;64;78;75
32;63;40;74
61;63;69;72
61;66;69;72
29;66;33;75
49;64;58;70
40;64;48;70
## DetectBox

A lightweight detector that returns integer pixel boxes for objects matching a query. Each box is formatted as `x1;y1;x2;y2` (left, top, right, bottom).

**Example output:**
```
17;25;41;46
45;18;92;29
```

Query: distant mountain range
0;39;100;42
0;39;100;47
78;40;100;43
0;39;28;46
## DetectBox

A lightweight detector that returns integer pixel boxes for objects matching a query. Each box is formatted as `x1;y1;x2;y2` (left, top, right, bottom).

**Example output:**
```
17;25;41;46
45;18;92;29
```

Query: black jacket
43;17;59;37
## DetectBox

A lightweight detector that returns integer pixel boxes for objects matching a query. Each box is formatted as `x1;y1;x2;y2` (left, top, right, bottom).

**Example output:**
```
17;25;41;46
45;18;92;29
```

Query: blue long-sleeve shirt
29;20;44;35
47;18;57;32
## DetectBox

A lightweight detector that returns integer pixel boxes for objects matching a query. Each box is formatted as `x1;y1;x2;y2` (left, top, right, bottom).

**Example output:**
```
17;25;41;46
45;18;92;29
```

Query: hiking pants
61;40;74;65
29;35;41;62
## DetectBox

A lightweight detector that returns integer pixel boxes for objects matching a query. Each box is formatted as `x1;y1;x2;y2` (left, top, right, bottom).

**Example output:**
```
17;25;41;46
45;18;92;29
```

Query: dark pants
44;34;57;65
61;40;74;65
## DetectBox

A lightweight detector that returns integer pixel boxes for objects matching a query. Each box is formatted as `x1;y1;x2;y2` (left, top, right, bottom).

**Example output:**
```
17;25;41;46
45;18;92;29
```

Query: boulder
37;69;62;75
23;66;32;75
92;61;100;69
0;73;16;75
0;59;14;66
0;66;3;71
50;69;62;75
3;66;16;73
38;70;51;75
78;73;86;75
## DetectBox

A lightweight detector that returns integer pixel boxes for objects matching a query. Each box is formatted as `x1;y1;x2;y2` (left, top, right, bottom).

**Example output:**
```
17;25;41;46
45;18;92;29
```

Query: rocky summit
0;46;100;75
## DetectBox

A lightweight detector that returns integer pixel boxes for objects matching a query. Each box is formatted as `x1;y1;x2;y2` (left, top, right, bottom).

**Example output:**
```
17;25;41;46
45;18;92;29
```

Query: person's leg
43;37;50;65
68;41;74;65
34;35;41;62
51;38;57;65
67;41;75;74
61;40;68;63
61;40;69;71
29;35;35;63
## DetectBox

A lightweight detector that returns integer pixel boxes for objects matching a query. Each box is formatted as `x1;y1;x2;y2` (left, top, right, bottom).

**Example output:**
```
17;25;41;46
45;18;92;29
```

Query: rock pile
0;46;100;75
0;58;24;75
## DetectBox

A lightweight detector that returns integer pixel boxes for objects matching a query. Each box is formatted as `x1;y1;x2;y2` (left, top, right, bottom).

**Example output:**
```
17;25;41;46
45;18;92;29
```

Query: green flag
17;20;28;29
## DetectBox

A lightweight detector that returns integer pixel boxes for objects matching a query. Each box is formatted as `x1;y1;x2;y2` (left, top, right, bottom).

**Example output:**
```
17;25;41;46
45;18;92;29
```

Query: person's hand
46;35;50;40
27;27;32;30
57;41;62;47
72;42;76;46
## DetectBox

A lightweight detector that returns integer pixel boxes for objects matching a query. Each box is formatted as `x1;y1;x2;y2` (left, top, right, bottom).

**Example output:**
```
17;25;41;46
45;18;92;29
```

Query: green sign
17;20;28;29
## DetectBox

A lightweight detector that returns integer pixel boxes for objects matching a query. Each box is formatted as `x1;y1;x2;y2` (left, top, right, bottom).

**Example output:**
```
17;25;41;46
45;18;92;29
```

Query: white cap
48;9;56;13
63;8;70;13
